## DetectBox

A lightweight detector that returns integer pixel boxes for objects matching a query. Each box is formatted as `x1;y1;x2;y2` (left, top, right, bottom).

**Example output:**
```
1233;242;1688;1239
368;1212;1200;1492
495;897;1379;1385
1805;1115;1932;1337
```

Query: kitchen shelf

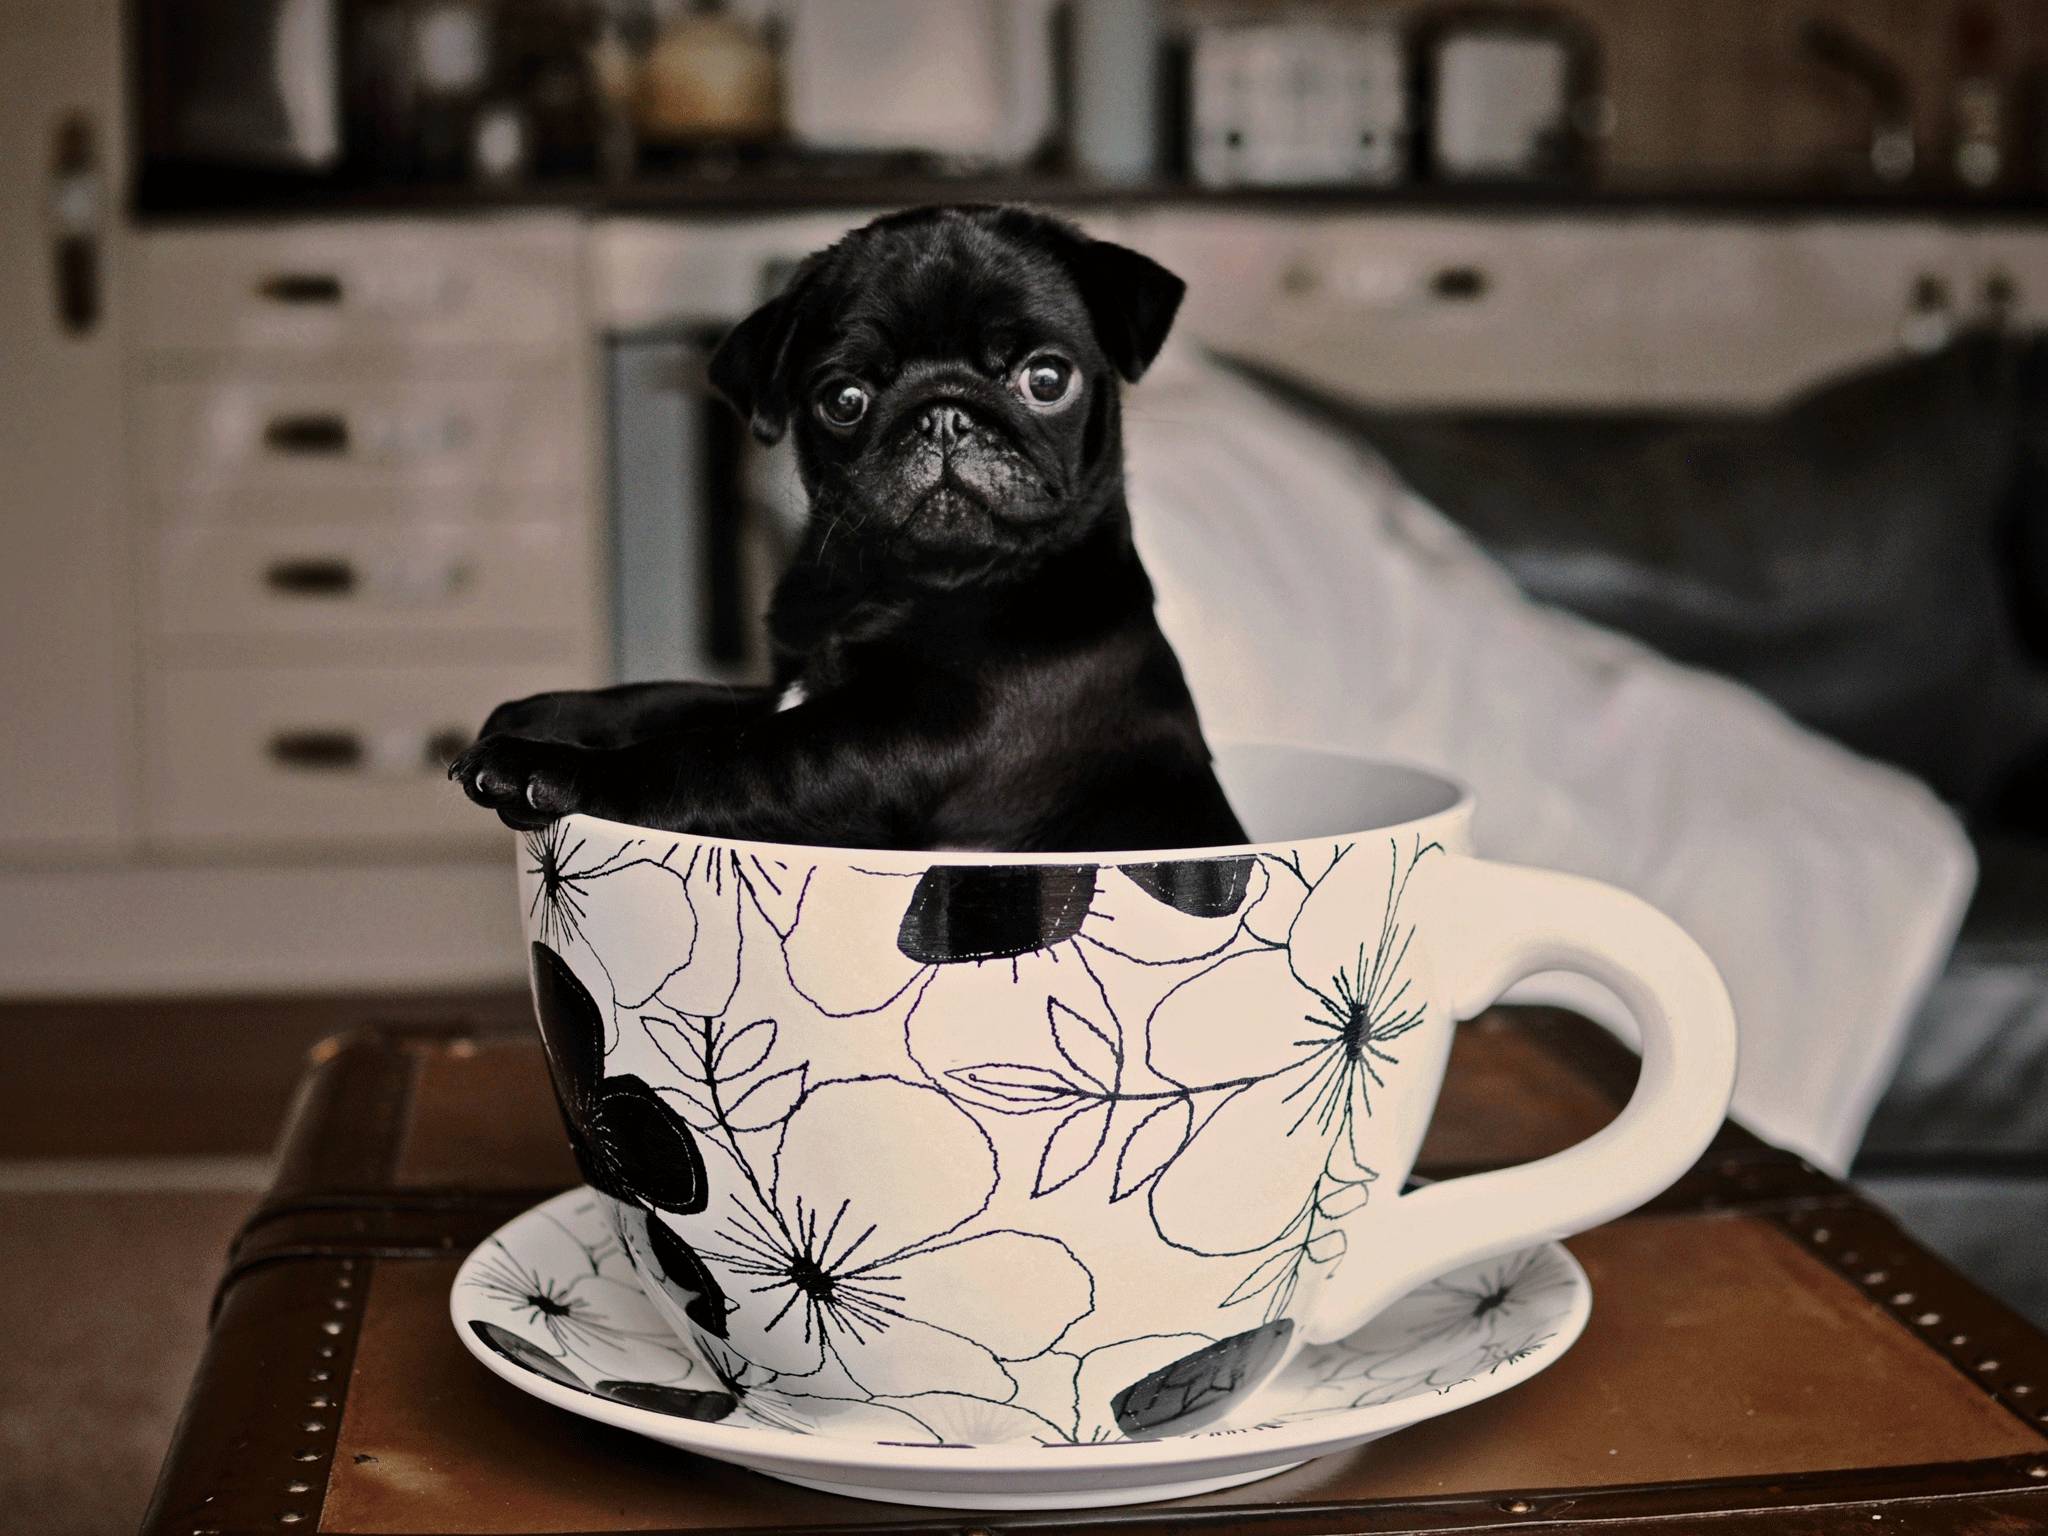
135;163;2048;226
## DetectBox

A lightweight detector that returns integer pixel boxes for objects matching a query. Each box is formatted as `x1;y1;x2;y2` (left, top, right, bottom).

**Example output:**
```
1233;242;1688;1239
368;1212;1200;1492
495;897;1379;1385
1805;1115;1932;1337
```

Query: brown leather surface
142;1011;2048;1535
396;1035;578;1191
315;1215;2046;1535
145;1257;371;1536
0;989;525;1159
1415;1011;1632;1171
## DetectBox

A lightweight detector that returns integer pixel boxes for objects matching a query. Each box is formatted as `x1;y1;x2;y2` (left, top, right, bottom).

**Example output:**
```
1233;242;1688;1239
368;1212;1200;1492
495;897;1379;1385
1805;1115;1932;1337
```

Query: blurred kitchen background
11;2;2048;1526
20;0;2048;980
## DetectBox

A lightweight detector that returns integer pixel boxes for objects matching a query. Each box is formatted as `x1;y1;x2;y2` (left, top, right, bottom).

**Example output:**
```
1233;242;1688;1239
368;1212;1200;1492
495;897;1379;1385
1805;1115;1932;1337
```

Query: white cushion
1124;347;1975;1172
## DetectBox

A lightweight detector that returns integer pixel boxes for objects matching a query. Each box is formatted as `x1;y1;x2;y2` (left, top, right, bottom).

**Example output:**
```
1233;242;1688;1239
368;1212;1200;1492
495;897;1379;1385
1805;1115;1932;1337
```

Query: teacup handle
1301;853;1739;1345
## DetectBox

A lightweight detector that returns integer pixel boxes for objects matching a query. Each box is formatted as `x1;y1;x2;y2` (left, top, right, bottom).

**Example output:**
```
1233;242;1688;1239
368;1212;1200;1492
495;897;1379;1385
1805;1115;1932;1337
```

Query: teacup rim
534;740;1475;868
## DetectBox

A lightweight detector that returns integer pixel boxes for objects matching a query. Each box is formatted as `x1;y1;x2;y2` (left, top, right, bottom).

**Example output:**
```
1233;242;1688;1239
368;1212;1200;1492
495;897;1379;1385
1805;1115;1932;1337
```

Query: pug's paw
449;735;587;830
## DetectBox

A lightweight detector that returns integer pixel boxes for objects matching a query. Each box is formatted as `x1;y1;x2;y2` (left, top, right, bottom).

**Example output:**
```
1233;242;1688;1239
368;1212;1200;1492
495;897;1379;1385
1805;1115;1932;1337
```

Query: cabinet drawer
1145;211;1630;407
146;663;585;850
139;219;583;354
142;376;585;498
159;521;592;641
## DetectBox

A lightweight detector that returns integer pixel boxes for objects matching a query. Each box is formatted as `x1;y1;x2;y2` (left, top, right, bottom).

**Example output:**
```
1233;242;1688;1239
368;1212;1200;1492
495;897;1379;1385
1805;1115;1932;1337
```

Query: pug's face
711;207;1185;585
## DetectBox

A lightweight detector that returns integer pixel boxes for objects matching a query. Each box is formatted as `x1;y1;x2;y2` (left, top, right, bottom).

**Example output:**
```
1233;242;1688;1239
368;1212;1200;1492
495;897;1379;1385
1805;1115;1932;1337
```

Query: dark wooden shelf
133;162;2048;226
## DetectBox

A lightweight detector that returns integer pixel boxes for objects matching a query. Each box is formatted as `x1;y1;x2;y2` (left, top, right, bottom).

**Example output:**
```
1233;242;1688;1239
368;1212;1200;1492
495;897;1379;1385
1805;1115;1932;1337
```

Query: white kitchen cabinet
1131;208;1998;412
1140;210;1634;408
156;515;594;647
133;216;606;856
140;374;587;501
145;660;586;851
0;0;134;857
1630;220;1969;406
1961;227;2048;334
139;219;585;355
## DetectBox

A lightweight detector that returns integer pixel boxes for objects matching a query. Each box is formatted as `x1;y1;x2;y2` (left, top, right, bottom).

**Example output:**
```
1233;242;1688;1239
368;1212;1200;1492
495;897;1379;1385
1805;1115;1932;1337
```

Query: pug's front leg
478;681;778;749
452;680;962;841
450;729;753;834
453;684;786;829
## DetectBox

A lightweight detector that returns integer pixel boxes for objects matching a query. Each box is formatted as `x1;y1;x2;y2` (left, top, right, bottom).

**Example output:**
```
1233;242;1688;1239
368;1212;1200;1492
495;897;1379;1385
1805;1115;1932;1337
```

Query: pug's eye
816;381;869;428
1014;354;1077;409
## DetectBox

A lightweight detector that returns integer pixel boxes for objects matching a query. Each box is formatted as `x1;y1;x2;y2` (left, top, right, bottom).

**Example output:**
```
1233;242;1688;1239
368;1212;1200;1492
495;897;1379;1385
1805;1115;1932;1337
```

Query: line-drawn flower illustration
526;828;791;1018
1289;1246;1577;1412
464;1232;697;1382
886;859;1311;1201
1057;1332;1220;1442
1139;837;1441;1315
685;1075;1096;1401
880;1392;1072;1445
929;959;1135;1200
498;818;1514;1446
691;1337;947;1440
764;858;1280;1024
526;821;600;953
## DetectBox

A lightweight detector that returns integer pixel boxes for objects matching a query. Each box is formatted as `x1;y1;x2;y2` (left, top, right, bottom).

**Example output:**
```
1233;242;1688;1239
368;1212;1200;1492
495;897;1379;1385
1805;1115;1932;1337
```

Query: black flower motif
470;1320;589;1392
530;941;708;1215
896;865;1100;964
1109;1320;1295;1437
895;858;1260;967
644;1208;734;1340
768;856;1284;1020
1118;856;1254;919
592;1379;740;1419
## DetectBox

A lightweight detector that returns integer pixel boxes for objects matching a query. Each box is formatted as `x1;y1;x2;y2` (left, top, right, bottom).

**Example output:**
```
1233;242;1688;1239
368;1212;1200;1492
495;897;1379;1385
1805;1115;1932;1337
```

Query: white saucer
451;1188;1590;1510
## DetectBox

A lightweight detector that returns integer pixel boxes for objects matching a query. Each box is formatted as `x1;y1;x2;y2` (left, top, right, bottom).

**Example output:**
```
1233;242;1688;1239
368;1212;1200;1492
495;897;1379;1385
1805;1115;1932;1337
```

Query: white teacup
516;743;1735;1443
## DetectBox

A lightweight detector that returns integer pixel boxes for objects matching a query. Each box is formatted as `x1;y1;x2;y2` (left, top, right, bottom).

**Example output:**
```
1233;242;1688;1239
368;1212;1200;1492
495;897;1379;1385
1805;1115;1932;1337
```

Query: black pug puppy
451;205;1245;853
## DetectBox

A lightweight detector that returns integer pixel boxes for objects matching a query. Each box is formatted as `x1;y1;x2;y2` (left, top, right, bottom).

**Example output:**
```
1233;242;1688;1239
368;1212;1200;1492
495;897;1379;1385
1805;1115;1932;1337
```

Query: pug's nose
916;404;975;446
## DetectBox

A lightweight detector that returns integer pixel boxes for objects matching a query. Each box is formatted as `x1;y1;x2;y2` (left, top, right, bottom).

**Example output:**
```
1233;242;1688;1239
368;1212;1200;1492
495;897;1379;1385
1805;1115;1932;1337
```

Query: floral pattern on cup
520;819;1445;1441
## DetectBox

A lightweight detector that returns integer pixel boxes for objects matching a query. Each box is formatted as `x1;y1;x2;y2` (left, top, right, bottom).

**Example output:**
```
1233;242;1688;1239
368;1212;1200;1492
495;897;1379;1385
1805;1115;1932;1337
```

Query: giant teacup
516;743;1735;1443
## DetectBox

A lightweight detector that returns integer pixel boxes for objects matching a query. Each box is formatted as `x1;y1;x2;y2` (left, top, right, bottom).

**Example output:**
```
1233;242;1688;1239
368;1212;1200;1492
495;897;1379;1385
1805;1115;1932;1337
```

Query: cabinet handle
268;727;469;775
263;414;350;454
267;730;363;771
257;272;344;305
1429;265;1491;301
264;558;357;596
49;113;101;336
1984;268;2020;327
1900;272;1955;353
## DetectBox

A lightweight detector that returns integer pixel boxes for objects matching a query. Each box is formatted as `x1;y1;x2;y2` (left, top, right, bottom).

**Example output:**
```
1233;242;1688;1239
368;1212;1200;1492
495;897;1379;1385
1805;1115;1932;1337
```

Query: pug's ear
1064;239;1186;383
709;290;802;445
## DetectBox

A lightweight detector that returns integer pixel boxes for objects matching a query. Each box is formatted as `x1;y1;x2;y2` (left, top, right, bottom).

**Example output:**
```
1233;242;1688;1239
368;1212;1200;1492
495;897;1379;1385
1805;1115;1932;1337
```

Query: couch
1232;334;2048;1325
